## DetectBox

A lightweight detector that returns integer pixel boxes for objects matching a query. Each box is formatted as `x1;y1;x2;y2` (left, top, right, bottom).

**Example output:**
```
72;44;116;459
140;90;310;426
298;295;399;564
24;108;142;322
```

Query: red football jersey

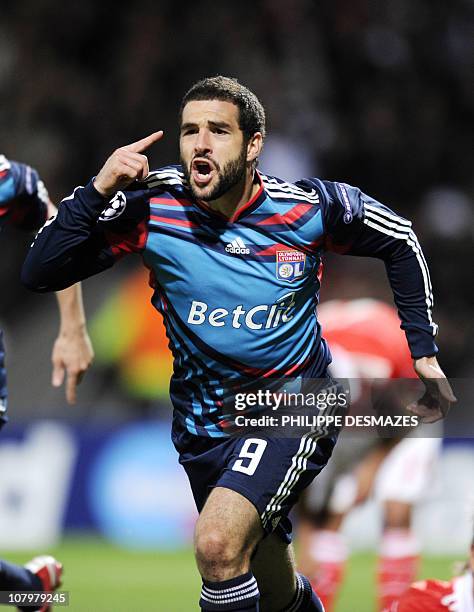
390;574;473;612
318;298;416;379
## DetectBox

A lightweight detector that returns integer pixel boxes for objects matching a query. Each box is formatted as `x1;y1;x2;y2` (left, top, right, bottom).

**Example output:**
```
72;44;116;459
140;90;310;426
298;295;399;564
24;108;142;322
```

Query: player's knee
195;528;247;572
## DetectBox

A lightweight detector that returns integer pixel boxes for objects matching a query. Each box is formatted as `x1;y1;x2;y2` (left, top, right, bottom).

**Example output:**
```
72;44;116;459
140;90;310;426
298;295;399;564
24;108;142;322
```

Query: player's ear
246;132;263;165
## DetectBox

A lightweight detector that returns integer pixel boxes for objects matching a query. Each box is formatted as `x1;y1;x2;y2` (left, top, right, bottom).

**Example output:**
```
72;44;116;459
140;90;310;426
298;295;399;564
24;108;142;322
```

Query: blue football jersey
22;166;438;437
0;155;49;231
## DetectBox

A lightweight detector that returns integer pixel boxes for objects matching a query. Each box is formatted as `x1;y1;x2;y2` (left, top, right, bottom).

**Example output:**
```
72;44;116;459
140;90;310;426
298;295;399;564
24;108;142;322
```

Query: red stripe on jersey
317;261;324;283
306;236;325;251
191;174;265;223
259;354;313;378
283;360;306;376
105;218;148;259
150;214;198;229
230;177;264;222
150;197;192;207
255;243;296;256
257;203;312;227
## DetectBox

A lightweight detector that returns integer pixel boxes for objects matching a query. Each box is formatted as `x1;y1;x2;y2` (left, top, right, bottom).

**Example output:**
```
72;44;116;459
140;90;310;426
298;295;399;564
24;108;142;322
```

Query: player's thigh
195;485;264;557
217;433;337;542
251;533;296;611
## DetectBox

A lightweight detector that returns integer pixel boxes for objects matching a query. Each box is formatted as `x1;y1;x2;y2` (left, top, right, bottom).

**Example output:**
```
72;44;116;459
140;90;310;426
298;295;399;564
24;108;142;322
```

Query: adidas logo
225;237;250;255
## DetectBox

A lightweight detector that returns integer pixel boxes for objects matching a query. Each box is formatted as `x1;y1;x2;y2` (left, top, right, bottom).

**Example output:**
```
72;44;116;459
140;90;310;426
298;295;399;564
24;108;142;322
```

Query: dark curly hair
180;76;266;141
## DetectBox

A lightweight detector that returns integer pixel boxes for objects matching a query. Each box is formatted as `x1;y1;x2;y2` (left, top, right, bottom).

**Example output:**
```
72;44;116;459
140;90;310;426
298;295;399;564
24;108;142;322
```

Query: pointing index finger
125;131;164;153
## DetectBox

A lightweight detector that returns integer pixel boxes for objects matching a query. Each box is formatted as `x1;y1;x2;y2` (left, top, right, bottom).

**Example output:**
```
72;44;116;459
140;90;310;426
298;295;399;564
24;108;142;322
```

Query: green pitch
5;536;460;611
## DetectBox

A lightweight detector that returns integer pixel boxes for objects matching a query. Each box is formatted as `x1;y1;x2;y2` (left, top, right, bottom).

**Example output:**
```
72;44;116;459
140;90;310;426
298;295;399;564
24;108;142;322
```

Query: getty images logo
225;237;250;255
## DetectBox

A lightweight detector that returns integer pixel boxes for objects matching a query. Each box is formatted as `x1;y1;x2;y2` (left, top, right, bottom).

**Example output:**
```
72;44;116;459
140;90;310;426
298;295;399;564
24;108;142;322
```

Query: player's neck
207;169;258;219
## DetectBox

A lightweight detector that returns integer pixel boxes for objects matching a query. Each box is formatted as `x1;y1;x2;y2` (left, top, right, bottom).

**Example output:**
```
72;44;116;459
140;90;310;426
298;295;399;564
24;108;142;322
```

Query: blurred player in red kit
299;299;442;611
386;527;473;611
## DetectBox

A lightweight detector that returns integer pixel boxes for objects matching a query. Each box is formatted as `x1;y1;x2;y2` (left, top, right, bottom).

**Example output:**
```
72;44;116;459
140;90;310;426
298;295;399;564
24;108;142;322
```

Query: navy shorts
175;427;338;543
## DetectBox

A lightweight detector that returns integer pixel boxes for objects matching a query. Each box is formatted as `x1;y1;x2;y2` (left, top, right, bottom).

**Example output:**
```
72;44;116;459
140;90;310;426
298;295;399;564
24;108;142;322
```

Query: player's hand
93;131;164;197
51;324;94;404
408;356;456;423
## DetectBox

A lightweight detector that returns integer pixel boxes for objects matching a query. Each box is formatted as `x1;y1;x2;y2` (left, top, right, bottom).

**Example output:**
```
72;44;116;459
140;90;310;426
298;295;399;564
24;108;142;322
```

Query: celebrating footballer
22;76;455;611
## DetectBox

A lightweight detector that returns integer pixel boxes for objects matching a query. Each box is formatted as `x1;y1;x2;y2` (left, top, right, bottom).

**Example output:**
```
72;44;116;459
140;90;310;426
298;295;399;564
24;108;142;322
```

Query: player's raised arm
21;132;163;292
312;178;456;421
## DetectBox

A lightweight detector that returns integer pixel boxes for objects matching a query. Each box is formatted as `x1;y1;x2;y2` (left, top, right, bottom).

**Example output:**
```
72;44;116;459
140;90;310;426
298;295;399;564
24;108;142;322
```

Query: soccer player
21;76;455;611
298;298;441;611
384;527;474;611
0;155;93;415
0;155;93;611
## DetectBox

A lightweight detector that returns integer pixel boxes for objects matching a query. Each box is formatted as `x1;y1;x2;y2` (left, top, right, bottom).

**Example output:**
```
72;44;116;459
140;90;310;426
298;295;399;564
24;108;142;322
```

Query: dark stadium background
0;1;472;610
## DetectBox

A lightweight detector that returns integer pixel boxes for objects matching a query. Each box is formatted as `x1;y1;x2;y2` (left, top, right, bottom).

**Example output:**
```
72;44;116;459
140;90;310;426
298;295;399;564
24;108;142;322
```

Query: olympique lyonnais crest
276;250;306;282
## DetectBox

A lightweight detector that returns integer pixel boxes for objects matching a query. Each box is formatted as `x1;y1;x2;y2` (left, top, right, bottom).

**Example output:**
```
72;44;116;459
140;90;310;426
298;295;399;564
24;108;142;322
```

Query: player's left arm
312;179;456;422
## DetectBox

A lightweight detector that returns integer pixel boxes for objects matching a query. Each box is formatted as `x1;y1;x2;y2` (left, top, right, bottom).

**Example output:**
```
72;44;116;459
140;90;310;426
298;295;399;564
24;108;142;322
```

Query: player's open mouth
191;159;215;187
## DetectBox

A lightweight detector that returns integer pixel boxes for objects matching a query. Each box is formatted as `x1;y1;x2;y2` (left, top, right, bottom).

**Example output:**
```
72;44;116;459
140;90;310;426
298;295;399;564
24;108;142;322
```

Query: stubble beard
181;145;248;202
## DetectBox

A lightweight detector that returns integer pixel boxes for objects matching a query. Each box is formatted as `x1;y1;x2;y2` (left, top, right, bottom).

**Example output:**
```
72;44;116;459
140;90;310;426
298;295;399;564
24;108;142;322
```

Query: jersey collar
193;171;266;223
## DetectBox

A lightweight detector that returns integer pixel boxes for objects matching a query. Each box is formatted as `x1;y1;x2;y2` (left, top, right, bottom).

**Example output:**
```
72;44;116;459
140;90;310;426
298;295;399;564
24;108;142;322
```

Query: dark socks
200;571;260;611
286;574;325;612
